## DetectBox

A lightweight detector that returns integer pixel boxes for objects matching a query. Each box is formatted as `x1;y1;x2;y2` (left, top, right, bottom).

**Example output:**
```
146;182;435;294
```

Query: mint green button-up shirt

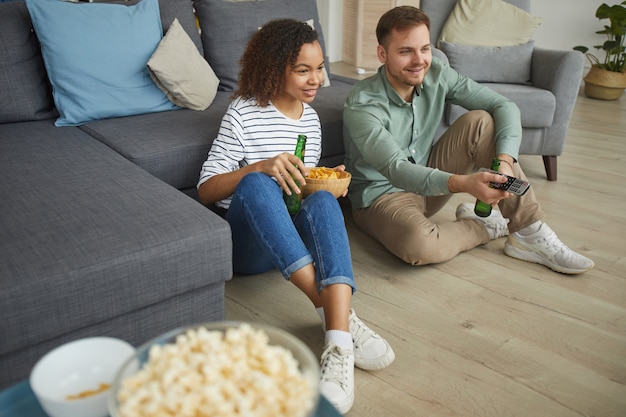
343;58;522;209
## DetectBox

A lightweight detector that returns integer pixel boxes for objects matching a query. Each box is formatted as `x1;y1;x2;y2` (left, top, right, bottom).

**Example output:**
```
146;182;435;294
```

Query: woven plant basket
302;171;351;199
584;65;626;100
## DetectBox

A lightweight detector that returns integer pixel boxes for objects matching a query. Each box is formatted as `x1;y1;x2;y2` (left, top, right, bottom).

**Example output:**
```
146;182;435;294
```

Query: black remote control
479;168;531;196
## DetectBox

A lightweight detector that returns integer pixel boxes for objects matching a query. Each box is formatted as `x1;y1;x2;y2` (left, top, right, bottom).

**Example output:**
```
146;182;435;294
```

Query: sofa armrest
530;48;584;154
531;48;583;95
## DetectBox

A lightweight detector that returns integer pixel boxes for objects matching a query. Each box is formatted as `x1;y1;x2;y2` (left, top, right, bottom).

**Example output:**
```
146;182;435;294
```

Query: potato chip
307;167;338;180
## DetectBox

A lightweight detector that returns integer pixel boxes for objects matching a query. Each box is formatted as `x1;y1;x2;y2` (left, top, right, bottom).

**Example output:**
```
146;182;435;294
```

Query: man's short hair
376;6;430;48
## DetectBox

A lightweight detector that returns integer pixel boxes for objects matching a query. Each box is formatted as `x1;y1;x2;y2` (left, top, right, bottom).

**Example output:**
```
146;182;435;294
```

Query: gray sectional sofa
0;0;355;389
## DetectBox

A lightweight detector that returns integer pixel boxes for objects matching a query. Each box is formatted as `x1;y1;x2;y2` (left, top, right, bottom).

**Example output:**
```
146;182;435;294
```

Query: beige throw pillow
147;18;219;110
438;0;543;47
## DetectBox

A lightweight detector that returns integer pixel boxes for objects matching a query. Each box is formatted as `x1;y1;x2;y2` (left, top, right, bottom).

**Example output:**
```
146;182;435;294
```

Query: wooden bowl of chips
302;167;351;199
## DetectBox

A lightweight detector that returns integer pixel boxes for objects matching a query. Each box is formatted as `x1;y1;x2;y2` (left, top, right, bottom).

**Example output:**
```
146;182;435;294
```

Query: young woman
197;19;394;414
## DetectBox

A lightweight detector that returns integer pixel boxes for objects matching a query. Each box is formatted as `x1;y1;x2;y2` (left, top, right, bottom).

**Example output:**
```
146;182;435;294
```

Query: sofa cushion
440;40;534;84
25;0;178;126
438;0;542;47
79;92;233;190
0;1;57;123
91;0;204;53
0;121;232;360
155;0;203;54
194;0;330;92
148;18;219;111
447;83;556;128
78;77;356;191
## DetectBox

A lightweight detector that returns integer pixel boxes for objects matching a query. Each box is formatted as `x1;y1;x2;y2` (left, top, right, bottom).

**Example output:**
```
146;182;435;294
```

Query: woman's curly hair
235;19;320;107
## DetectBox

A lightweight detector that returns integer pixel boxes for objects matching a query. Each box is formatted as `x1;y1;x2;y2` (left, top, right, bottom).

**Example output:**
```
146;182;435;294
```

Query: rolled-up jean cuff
319;276;357;295
283;255;315;280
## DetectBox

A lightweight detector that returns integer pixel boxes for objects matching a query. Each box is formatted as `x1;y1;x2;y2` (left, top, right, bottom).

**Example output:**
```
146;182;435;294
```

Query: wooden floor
224;86;626;416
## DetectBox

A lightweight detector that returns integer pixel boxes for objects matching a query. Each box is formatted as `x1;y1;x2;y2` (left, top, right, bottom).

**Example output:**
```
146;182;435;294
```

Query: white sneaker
349;309;395;371
456;202;509;240
319;343;354;414
504;222;595;274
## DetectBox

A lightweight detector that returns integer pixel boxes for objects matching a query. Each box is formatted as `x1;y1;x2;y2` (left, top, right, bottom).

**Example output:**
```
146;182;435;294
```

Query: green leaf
596;3;612;19
604;40;620;51
609;4;626;20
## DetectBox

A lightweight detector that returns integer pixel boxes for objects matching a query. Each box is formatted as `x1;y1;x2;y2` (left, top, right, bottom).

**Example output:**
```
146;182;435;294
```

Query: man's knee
464;109;492;123
456;110;494;132
395;239;449;266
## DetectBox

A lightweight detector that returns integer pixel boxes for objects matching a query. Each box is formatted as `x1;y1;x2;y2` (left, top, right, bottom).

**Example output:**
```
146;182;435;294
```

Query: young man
342;6;594;274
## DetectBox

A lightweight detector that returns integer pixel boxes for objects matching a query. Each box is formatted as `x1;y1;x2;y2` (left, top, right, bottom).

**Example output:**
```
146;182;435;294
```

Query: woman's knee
235;172;280;199
302;190;341;214
238;171;274;190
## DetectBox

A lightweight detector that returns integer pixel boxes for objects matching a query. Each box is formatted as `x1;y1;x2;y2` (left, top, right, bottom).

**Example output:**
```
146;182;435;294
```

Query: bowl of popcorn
108;322;320;417
302;167;351;199
29;337;135;417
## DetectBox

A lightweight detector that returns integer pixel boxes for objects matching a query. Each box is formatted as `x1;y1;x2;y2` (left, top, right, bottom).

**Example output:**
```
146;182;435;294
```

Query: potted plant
574;1;626;100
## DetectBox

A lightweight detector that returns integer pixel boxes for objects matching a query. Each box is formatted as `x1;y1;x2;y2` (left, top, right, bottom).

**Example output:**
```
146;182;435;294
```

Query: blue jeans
226;172;356;294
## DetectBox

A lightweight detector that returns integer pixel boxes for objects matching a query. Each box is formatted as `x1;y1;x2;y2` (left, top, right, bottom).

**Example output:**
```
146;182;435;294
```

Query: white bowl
109;321;320;417
30;337;135;417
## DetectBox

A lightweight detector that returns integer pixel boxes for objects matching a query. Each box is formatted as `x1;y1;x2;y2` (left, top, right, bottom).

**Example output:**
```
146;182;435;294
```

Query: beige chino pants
352;110;544;266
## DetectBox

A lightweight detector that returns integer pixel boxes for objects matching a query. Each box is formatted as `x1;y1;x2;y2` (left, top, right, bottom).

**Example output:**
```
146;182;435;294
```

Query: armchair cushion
439;0;542;47
422;0;583;181
439;40;534;84
447;83;555;128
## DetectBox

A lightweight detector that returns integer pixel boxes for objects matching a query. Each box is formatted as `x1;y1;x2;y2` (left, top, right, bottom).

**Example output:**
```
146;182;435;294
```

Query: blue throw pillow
25;0;178;127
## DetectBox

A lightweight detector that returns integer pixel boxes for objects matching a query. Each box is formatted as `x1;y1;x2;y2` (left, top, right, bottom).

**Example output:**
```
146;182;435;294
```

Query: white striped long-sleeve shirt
197;97;322;209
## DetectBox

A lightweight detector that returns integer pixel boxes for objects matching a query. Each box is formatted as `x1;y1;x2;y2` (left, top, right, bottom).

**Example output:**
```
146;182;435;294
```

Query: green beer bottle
474;157;500;217
283;134;307;214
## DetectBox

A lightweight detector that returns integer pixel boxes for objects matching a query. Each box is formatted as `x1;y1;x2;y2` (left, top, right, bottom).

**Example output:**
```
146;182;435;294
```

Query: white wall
317;0;616;68
316;0;344;63
533;0;612;68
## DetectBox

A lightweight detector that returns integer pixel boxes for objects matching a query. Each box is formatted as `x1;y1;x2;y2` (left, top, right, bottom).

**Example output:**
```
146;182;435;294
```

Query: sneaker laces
486;216;510;240
350;313;376;350
320;344;350;388
455;202;509;239
508;223;594;274
524;226;579;262
536;229;567;253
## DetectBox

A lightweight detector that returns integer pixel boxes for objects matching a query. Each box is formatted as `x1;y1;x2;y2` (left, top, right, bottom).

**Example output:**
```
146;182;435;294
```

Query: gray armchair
421;0;583;181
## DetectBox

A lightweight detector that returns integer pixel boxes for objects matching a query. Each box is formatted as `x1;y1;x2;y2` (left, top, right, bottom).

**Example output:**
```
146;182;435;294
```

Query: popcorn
117;324;315;417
